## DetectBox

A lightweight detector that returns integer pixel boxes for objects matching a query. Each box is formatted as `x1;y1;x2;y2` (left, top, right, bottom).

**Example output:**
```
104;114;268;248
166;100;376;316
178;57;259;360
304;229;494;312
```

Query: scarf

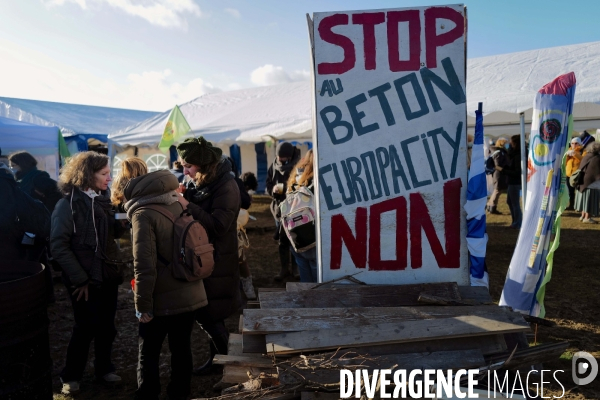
124;190;180;220
16;168;45;196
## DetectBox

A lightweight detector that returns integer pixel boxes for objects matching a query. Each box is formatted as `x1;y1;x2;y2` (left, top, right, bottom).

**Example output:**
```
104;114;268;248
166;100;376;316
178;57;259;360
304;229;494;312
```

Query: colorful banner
465;108;489;287
500;72;575;316
311;6;469;284
158;105;191;151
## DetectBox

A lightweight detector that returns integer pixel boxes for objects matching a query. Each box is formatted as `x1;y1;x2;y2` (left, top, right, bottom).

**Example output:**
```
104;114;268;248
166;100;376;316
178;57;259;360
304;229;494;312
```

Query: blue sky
0;0;598;111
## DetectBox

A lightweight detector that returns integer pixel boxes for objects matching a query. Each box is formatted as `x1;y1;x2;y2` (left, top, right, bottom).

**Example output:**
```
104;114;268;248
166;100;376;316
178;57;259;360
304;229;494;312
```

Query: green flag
58;129;71;163
158;105;191;151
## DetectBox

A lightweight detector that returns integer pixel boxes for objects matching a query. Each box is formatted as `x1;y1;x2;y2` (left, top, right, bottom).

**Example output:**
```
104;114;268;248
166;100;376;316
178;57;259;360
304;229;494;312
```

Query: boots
194;332;228;376
274;244;291;281
487;205;501;215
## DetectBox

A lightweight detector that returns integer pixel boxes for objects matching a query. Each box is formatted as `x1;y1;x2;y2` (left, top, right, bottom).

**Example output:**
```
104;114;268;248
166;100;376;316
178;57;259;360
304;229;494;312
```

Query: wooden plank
458;285;493;303
266;313;530;355
418;293;493;306
246;300;261;309
213;354;274;368
244;333;506;357
228;333;243;356
243;333;267;354
344;334;507;356
286;282;493;303
243;305;514;334
279;349;484;387
486;341;570;369
261;282;462;309
301;393;339;400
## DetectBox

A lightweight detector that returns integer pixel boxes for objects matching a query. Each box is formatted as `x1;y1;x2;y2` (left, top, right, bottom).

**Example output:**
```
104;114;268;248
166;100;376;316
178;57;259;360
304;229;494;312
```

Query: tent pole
107;139;115;187
520;113;527;208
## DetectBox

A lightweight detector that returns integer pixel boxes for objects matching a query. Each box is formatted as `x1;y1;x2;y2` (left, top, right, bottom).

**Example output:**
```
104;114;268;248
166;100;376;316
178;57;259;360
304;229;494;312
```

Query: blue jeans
291;247;318;283
506;185;522;227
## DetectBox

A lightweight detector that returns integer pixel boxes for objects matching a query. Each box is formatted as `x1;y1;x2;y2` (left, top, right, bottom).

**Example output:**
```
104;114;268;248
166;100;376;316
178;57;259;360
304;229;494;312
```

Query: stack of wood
201;282;568;400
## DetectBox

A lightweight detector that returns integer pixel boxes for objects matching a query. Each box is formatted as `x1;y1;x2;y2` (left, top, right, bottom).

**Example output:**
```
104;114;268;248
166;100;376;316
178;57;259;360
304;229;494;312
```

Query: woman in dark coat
10;151;62;301
501;135;523;229
575;141;600;223
9;151;61;213
50;151;124;395
176;137;241;375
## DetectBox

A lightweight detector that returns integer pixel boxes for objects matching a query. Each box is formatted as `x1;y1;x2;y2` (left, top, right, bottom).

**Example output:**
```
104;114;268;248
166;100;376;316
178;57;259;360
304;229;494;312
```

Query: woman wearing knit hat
266;141;302;281
176;136;241;375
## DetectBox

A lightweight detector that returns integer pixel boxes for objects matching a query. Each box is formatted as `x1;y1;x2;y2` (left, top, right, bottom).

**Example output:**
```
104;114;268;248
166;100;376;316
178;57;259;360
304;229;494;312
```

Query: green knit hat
176;136;222;166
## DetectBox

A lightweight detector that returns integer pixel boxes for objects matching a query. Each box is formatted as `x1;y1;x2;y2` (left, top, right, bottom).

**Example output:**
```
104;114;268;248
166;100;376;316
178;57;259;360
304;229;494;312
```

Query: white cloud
250;64;310;86
224;8;241;19
43;0;202;29
0;40;220;111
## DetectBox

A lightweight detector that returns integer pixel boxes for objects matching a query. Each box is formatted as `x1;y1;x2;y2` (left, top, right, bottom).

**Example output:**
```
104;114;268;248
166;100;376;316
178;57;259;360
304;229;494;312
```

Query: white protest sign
311;4;468;284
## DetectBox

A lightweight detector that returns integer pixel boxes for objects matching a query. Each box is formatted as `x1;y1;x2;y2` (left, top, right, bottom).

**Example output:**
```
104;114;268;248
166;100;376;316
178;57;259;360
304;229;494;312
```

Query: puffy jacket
184;159;241;321
125;170;208;317
51;189;122;288
566;150;583;177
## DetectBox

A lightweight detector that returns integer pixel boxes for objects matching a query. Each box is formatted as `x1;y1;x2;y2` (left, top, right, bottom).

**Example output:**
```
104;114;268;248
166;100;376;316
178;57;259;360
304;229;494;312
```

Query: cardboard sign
310;4;469;284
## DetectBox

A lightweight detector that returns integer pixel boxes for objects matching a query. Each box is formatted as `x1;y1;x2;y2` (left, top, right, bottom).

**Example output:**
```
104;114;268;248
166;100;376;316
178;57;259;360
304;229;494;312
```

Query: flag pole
520;112;527;207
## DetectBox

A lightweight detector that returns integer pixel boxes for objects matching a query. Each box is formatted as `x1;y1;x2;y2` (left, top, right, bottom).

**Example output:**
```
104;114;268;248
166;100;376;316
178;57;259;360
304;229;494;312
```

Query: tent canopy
0;116;60;178
109;82;312;147
0;97;158;136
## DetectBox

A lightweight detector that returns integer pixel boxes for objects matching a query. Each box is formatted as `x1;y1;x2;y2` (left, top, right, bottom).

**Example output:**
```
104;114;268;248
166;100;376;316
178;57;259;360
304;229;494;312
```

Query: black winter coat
184;159;241;321
0;168;50;260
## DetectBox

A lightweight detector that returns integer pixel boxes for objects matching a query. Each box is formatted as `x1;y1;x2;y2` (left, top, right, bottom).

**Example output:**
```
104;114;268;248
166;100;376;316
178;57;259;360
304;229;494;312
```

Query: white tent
0;116;60;179
110;82;312;147
466;41;600;137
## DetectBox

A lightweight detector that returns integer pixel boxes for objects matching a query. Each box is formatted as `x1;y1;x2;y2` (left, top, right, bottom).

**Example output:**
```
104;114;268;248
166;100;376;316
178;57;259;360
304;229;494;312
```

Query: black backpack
485;151;500;175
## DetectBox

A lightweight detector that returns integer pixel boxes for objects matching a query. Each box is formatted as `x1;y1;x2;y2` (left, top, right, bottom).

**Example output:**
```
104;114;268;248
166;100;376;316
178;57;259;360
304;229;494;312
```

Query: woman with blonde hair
50;151;124;394
112;158;208;399
110;157;148;206
285;149;318;282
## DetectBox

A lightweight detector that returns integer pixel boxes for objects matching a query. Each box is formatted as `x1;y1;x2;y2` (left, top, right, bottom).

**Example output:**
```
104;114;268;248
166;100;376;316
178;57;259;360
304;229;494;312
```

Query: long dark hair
9;151;38;175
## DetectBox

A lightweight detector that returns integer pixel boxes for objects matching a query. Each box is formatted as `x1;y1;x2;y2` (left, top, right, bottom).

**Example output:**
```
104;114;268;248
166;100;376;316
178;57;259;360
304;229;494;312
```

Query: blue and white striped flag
465;107;489;287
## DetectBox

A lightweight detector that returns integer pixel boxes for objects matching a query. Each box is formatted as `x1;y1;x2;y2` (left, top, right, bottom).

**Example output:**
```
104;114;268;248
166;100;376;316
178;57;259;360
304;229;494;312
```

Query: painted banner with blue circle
500;72;575;316
464;108;488;287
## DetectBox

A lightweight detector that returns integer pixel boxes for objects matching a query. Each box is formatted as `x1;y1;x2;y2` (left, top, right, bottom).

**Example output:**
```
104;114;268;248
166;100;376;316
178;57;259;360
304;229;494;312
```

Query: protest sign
310;4;469;284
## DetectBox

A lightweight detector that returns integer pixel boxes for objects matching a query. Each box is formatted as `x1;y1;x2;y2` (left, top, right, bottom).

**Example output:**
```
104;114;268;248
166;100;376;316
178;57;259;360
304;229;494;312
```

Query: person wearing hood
111;158;208;400
9;150;61;214
266;141;302;281
50;151;124;395
574;137;600;224
10;150;63;302
0;161;50;260
176;137;241;375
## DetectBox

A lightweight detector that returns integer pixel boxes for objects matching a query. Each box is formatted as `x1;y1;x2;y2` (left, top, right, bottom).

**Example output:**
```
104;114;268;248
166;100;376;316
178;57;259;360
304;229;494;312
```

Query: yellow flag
158;105;191;151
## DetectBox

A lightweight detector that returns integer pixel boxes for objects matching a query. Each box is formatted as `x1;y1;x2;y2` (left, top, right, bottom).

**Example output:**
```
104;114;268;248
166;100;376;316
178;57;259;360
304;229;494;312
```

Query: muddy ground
47;194;600;399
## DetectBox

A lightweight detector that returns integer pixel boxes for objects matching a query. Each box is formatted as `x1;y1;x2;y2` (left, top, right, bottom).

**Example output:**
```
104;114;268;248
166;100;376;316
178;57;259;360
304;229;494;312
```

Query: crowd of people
2;127;599;397
485;130;600;225
0;137;317;399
